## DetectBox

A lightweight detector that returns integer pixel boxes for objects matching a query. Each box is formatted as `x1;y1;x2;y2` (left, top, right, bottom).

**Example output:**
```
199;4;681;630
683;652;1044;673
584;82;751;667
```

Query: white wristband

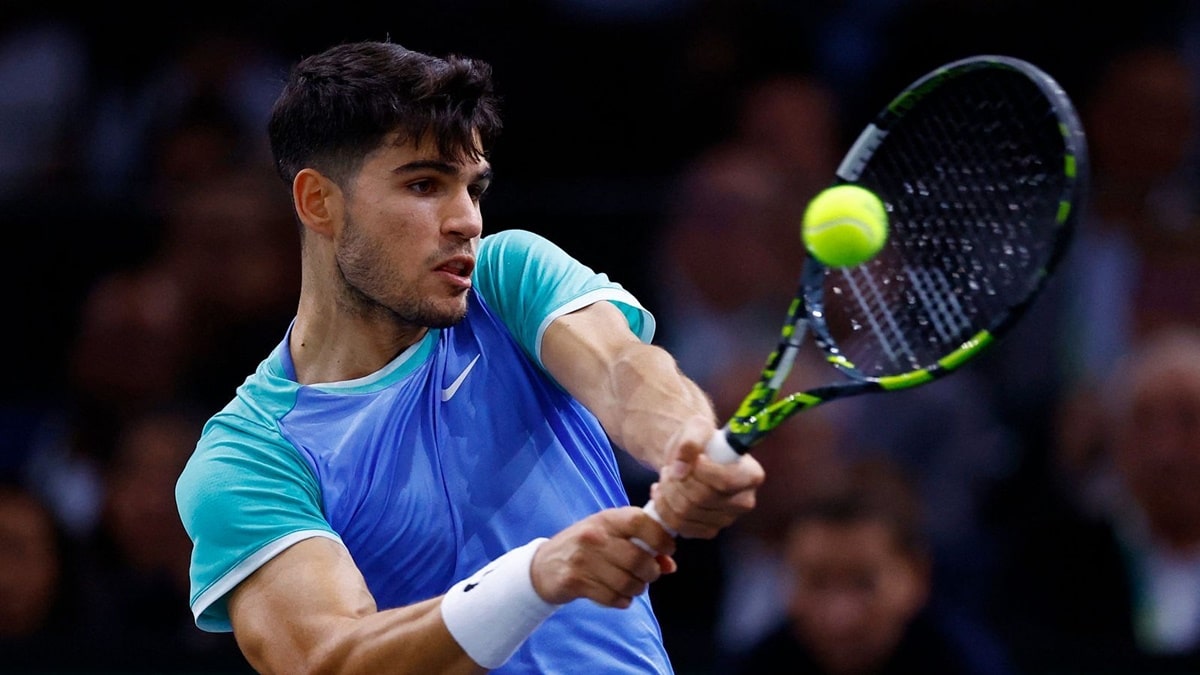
440;538;560;669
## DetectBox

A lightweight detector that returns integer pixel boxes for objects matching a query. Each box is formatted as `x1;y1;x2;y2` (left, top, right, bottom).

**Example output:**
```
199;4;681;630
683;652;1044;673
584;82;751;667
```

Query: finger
643;484;688;540
626;510;677;557
652;482;723;538
687;453;766;495
654;479;758;539
615;538;671;585
562;568;643;609
660;417;713;480
660;458;692;481
574;541;668;608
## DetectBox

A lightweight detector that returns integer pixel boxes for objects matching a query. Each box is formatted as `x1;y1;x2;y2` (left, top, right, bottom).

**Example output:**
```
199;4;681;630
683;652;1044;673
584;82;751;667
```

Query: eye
468;181;490;202
408;179;437;195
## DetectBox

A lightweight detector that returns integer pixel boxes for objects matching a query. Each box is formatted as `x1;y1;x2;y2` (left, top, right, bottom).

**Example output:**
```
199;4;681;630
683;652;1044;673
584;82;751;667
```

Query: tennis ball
801;184;888;267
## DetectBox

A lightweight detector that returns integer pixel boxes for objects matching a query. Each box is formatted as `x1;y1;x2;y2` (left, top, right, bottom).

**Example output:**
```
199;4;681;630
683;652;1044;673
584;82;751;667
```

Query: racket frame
720;54;1088;455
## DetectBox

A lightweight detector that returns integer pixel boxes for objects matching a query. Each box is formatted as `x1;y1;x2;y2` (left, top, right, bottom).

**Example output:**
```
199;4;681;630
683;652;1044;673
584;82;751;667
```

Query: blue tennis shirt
176;229;673;673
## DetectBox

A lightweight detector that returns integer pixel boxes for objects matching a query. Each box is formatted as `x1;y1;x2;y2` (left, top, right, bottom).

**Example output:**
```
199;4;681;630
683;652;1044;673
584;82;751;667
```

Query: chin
426;304;469;329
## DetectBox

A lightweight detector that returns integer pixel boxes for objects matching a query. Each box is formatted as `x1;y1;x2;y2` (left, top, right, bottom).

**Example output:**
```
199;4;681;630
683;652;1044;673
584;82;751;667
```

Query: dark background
3;2;1200;673
5;0;1195;404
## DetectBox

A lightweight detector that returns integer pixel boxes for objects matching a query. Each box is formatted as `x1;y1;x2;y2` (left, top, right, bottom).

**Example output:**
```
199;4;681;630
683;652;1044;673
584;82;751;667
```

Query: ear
292;168;341;237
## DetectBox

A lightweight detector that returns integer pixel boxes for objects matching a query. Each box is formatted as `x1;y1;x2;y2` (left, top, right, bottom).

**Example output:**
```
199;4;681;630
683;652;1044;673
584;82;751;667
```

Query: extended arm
229;537;480;675
228;508;678;673
541;300;764;538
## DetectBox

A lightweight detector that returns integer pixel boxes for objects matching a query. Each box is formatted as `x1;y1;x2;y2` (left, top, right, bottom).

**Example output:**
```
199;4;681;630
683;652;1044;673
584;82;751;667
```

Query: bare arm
228;508;679;673
541;301;764;537
229;536;483;675
542;301;713;470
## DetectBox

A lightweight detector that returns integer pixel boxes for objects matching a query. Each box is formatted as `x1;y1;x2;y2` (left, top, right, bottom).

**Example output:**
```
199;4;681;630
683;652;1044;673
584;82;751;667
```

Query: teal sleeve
176;410;339;632
473;229;656;368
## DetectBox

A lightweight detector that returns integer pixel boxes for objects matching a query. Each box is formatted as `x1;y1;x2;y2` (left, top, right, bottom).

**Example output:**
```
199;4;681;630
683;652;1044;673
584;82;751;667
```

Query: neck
289;272;427;385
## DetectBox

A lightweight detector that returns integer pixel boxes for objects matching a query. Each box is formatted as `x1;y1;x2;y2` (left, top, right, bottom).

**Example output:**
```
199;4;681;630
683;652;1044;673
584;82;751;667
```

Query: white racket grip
636;429;742;551
635;502;674;553
704;427;741;465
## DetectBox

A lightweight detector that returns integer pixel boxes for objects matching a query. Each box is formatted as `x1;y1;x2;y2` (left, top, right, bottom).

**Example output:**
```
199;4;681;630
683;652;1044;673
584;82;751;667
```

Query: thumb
661;458;692;481
659;417;711;481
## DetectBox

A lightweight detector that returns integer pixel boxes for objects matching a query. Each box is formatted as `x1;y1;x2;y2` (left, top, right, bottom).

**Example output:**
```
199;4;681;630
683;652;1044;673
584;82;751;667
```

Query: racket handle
634;502;674;553
635;428;741;551
704;427;741;465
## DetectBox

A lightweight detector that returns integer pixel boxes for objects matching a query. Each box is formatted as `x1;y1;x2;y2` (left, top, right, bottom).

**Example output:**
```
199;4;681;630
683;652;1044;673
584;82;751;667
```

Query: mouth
436;255;475;285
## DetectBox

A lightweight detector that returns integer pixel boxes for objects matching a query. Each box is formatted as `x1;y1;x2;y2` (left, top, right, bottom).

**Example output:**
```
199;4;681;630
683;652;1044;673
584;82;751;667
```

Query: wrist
440;538;560;668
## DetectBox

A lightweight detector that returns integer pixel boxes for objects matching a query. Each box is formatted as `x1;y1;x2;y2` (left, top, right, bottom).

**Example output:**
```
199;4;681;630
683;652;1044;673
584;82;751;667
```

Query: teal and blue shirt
176;229;672;673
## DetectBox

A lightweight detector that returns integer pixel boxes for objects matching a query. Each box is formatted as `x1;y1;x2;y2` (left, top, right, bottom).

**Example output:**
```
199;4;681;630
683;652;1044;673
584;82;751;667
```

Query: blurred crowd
5;1;1200;673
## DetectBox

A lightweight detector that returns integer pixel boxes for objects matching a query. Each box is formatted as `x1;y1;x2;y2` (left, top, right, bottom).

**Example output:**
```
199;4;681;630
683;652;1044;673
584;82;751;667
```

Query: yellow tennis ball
801;184;889;267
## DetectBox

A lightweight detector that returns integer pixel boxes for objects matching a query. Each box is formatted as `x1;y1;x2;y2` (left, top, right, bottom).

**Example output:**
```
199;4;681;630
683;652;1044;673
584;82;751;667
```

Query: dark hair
792;458;928;555
267;40;502;186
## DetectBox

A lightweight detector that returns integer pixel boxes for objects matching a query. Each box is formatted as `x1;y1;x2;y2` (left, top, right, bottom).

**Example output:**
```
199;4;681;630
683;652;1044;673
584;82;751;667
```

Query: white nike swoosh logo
441;354;481;402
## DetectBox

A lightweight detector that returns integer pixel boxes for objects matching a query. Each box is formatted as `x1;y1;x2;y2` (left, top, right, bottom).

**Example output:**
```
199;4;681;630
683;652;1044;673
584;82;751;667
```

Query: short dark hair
791;457;928;555
267;40;502;186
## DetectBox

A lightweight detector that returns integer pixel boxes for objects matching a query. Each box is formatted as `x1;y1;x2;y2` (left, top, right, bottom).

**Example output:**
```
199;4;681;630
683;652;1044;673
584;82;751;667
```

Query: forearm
576;335;762;539
320;601;483;675
230;537;484;675
236;595;483;675
542;301;716;472
596;341;716;470
547;302;720;470
232;536;565;675
542;302;762;539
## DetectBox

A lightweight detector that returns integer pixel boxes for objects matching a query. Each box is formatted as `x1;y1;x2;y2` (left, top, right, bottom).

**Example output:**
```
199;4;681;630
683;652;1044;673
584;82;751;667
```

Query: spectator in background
649;350;852;674
647;64;1017;644
22;265;193;538
991;327;1200;674
149;165;300;407
837;367;1018;617
730;457;1015;675
1044;44;1200;493
981;42;1200;597
649;72;840;392
733;73;843;196
21;162;296;539
76;404;251;672
84;28;282;202
641;80;842;671
708;351;852;661
0;480;91;672
984;40;1200;456
652;139;804;383
1062;42;1200;386
0;10;89;200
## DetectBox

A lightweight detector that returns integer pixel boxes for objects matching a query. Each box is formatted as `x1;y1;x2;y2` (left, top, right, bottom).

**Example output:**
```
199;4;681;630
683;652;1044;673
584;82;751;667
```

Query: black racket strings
819;67;1070;379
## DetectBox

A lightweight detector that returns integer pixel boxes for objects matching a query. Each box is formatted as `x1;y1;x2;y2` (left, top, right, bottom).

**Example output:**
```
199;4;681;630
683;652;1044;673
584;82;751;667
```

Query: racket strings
823;67;1068;377
843;267;917;366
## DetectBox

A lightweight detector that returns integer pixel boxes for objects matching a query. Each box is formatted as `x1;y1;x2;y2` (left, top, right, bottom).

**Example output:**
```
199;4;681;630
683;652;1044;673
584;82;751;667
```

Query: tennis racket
644;54;1087;530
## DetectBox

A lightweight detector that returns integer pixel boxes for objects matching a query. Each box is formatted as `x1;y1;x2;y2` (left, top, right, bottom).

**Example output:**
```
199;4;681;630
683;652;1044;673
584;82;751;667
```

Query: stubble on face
334;209;469;329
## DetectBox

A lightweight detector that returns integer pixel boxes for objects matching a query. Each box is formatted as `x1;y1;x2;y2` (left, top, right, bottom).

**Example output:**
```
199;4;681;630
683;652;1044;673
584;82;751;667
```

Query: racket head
813;55;1086;381
725;55;1088;452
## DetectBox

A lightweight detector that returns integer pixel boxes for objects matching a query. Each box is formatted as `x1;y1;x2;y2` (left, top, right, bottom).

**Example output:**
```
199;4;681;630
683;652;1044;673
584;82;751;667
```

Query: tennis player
175;40;764;674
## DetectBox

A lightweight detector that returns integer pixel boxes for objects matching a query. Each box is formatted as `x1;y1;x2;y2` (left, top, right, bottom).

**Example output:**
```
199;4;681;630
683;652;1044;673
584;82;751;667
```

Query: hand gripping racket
644;54;1088;531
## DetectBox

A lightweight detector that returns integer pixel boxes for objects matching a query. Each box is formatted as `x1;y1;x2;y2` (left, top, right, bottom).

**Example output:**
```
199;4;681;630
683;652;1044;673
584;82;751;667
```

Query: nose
444;187;483;239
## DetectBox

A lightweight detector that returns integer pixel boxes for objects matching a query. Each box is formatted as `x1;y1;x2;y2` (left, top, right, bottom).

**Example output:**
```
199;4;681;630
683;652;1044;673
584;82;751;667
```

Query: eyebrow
394;159;493;184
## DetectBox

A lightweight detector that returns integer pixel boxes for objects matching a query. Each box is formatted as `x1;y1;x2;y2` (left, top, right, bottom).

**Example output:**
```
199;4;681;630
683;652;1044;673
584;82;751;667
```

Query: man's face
334;134;492;328
785;519;928;675
1116;363;1200;541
